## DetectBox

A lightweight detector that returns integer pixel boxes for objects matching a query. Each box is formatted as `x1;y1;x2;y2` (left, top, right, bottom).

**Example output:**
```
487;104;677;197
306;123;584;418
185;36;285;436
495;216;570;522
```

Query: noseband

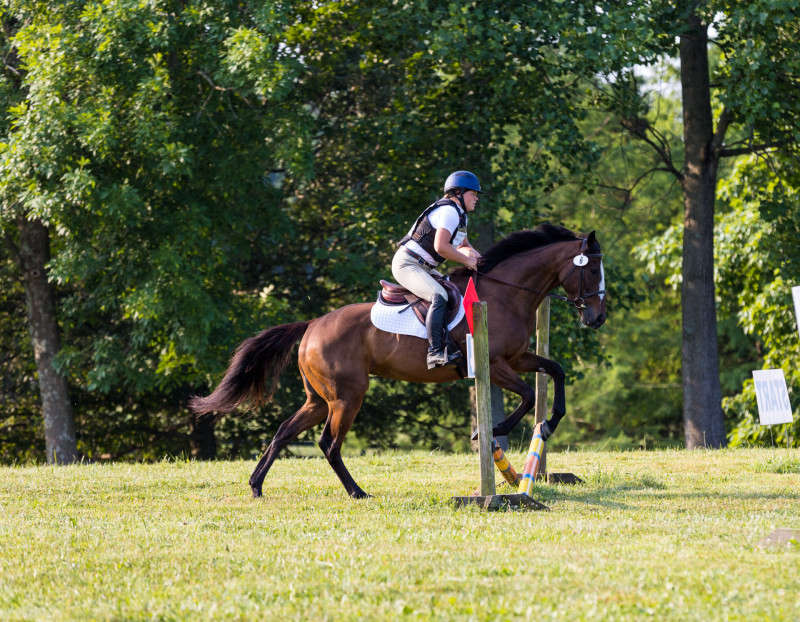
475;237;605;311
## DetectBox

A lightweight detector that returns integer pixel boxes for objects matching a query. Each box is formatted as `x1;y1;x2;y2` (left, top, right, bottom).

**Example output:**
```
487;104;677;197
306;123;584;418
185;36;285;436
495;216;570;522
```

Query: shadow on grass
556;486;800;514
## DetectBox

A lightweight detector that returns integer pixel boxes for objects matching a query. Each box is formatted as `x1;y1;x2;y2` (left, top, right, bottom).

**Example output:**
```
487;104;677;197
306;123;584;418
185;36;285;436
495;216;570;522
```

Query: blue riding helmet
443;170;481;194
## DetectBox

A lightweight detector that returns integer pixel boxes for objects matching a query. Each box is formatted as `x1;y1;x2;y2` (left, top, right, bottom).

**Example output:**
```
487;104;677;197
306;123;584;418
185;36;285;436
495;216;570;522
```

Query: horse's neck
489;245;564;299
478;245;565;333
451;240;573;310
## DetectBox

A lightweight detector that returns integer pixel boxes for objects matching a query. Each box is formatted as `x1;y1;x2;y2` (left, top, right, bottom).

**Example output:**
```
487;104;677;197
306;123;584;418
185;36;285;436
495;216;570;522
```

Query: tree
716;156;799;446
0;252;43;461
229;1;620;448
1;14;78;463
600;1;800;447
12;1;777;461
0;1;308;460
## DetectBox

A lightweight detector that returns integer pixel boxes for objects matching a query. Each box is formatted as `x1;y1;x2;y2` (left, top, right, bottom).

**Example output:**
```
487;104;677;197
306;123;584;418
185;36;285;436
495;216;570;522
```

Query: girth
378;278;462;327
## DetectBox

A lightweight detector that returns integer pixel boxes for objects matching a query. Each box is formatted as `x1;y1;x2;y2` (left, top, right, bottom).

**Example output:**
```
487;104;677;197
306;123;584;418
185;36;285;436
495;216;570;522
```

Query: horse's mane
451;223;581;278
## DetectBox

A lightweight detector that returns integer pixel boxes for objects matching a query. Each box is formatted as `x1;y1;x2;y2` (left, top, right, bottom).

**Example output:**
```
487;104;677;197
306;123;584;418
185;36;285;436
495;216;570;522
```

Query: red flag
462;276;480;334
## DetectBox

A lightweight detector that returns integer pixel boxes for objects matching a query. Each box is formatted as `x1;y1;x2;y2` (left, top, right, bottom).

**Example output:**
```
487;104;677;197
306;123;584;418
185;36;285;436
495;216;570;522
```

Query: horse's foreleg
478;354;566;440
319;392;369;499
249;393;327;497
484;359;536;438
511;352;565;441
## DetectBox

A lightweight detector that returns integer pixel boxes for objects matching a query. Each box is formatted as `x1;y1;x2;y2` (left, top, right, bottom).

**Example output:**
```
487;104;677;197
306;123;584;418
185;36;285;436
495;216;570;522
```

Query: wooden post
534;298;584;486
473;302;495;497
534;298;550;477
451;301;549;510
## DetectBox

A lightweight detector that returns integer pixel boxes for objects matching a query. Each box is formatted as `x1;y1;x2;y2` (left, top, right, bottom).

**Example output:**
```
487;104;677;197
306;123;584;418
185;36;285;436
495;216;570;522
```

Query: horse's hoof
350;490;372;500
251;487;263;498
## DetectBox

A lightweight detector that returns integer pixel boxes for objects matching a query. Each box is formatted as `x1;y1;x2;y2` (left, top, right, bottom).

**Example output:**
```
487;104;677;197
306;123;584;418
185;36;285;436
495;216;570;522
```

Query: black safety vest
398;199;467;265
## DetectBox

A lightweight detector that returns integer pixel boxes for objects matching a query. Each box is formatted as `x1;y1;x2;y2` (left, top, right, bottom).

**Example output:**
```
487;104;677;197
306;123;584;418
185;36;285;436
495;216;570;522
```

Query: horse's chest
490;321;531;359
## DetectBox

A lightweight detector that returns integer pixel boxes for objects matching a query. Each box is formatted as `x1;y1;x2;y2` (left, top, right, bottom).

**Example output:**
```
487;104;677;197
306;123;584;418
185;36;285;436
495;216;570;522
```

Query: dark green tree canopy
2;0;798;460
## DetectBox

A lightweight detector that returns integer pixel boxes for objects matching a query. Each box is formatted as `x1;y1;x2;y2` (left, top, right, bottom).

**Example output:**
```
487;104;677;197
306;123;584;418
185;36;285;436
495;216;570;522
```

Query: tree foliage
1;0;619;460
1;0;306;459
717;157;800;446
577;0;800;448
1;0;798;461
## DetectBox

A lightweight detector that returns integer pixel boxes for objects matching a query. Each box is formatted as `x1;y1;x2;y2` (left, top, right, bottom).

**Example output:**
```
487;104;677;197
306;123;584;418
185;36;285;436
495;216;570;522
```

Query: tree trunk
471;385;507;451
189;414;217;459
678;15;727;448
15;217;79;463
468;204;508;450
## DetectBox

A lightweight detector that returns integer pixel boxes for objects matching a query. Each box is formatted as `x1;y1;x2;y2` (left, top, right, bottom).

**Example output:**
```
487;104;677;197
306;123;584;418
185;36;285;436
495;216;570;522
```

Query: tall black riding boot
426;295;462;369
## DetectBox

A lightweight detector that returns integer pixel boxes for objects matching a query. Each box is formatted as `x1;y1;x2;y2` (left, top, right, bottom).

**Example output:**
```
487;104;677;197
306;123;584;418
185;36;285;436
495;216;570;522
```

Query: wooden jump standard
451;301;549;511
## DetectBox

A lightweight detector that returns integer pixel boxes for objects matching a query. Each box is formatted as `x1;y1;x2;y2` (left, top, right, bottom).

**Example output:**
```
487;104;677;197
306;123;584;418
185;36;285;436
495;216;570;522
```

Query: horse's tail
189;321;310;415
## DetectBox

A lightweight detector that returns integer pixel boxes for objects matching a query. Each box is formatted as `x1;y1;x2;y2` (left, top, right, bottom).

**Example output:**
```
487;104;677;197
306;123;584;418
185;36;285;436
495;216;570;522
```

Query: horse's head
556;231;606;329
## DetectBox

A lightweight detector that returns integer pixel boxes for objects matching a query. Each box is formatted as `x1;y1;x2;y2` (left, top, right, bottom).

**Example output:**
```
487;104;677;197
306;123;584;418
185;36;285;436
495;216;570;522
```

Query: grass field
1;448;799;621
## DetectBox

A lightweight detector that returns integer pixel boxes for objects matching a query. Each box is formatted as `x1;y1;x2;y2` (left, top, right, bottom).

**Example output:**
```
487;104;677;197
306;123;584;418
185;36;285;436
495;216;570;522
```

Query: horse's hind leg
319;390;369;499
249;389;327;498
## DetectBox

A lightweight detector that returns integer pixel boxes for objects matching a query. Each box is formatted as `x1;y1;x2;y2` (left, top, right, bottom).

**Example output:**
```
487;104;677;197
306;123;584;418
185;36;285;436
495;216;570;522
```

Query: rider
393;171;482;369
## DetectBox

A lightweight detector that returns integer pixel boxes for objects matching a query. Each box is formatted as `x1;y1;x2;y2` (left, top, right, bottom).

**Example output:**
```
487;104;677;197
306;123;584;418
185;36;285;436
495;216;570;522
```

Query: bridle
474;237;605;311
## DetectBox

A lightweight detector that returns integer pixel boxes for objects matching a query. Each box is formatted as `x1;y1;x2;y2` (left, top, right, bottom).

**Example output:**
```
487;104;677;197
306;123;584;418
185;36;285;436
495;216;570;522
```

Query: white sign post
792;285;800;340
753;369;793;448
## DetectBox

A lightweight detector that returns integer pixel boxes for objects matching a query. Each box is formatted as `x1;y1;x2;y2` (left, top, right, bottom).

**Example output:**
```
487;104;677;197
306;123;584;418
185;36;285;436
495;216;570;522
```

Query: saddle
378;278;462;327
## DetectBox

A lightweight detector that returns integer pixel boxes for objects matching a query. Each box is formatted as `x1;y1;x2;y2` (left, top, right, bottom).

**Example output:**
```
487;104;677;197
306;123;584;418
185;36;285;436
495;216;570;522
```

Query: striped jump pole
518;423;545;496
492;439;521;487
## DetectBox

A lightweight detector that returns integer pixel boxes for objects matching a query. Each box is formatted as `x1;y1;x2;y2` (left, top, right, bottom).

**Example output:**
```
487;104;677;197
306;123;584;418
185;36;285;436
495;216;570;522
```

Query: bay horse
190;223;606;498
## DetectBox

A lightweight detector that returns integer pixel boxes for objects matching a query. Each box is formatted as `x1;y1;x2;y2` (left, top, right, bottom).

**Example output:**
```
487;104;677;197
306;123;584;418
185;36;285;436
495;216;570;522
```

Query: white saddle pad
370;295;465;339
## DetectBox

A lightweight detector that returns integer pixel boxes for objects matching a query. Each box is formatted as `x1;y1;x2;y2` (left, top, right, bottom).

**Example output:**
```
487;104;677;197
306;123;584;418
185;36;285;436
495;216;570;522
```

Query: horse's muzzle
581;309;606;329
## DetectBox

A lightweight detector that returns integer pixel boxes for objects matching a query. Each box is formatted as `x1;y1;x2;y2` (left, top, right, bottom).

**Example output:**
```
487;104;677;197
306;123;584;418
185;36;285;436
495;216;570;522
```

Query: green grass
1;448;799;621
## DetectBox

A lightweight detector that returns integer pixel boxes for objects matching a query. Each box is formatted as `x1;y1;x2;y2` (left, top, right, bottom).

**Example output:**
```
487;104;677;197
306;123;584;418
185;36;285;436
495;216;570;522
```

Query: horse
190;223;606;498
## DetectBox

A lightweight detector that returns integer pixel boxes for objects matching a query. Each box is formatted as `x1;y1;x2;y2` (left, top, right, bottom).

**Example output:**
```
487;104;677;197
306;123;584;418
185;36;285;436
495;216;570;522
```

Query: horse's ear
587;230;598;249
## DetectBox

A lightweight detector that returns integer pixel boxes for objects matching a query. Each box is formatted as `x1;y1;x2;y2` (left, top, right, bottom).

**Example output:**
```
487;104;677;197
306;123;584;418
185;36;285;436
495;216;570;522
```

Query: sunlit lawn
1;448;798;620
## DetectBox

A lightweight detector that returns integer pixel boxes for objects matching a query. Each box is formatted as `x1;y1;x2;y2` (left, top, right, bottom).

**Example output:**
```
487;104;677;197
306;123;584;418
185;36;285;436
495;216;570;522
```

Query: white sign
793;285;800;339
752;369;793;425
465;334;475;379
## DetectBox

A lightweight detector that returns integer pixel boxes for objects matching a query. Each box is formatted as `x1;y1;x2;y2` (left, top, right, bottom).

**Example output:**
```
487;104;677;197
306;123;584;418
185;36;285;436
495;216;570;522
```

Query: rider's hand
464;255;478;271
463;247;481;258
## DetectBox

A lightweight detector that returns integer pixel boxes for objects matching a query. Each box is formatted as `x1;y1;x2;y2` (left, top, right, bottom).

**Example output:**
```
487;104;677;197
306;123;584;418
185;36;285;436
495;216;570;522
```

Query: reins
474;270;587;308
474;271;543;294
